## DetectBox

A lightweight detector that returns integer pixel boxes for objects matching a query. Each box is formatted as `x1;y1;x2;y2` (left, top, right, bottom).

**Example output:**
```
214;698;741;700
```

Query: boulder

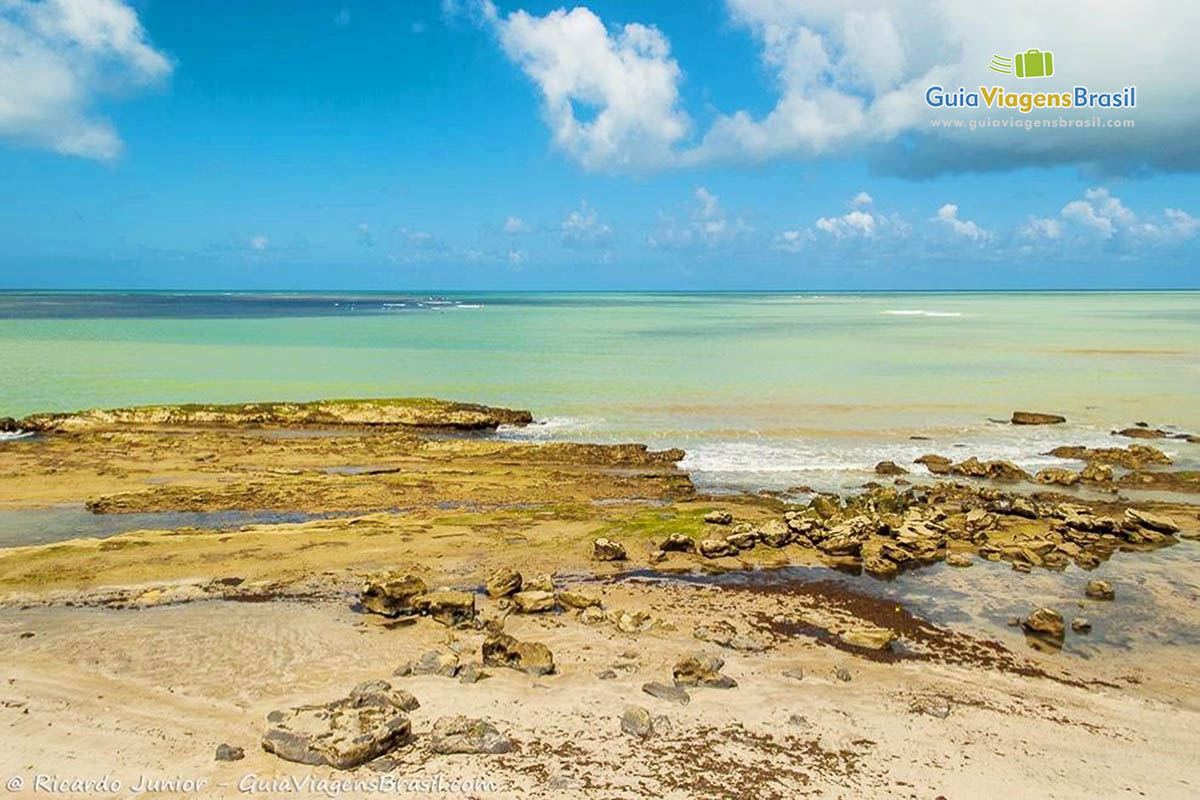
484;567;522;598
556;588;600;609
523;573;555;592
411;591;476;627
429;716;513;755
874;460;908;476
1085;579;1115;600
579;605;607;625
915;454;953;475
620;706;655;739
262;684;414;769
1116;427;1165;439
725;530;758;550
809;495;842;519
481;633;555;675
659;533;696;553
703;510;734;525
758;519;792;547
1012;411;1066;425
395;650;459;678
215;744;244;762
1080;463;1114;483
1022;607;1066;643
1124;508;1179;533
945;553;973;567
672;653;737;689
616;610;655;634
641;681;690;705
360;572;427;618
698;538;738;559
511;590;557;614
593;538;628;561
839;626;896;651
1071;618;1092;634
863;556;899;579
1036;468;1079;487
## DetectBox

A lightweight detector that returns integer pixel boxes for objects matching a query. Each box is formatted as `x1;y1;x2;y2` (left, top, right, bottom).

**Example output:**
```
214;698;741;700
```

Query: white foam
883;309;964;318
0;431;32;441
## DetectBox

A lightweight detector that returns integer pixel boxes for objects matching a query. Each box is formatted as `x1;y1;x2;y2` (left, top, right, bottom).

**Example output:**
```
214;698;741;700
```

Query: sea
2;290;1198;495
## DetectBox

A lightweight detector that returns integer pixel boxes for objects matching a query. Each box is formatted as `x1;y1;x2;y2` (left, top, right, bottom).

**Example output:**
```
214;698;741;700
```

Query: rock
950;458;1030;481
481;633;555;675
579;605;607;625
360;572;427;618
725;530;758;550
1022;607;1066;643
593;538;627;561
809;495;842;518
909;697;951;718
698;538;738;559
1124;508;1179;533
484;567;522;598
787;714;810;728
396;650;459;678
429;716;513;755
693;621;767;652
863;556;899;578
703;510;733;525
915;454;953;475
1080;463;1114;483
647;549;666;564
641;681;690;705
511;590;557;614
1010;497;1039;519
1116;426;1166;439
1071;618;1092;634
616;610;654;634
945;553;973;567
1012;411;1066;425
1085;579;1115;600
458;662;485;684
523;573;555;592
874;460;908;476
834;666;852;682
620;706;655;739
782;668;804;682
556;588;600;609
411;591;476;627
1036;467;1080;487
839;626;896;651
348;680;420;712
659;533;696;553
215;743;244;761
262;688;413;769
758;519;792;547
672;653;737;689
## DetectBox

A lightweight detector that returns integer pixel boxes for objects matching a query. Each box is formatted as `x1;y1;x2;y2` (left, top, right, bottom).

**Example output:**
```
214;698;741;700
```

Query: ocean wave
883;309;964;318
495;416;598;441
0;431;33;441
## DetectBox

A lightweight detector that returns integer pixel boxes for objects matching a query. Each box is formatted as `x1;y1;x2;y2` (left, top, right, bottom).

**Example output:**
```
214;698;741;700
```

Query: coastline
0;398;1198;797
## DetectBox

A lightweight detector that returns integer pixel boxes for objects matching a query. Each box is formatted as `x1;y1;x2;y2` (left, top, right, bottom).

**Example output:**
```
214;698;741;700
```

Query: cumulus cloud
473;2;689;171
478;0;1199;176
1018;187;1198;253
0;0;171;160
648;186;751;250
503;215;529;234
932;203;990;240
560;201;613;248
508;249;525;264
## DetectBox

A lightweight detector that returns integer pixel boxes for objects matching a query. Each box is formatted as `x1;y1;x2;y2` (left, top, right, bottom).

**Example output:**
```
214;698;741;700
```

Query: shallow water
0;505;352;548
622;539;1200;657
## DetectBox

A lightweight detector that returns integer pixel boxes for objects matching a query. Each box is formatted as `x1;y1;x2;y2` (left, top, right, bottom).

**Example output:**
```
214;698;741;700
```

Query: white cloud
1021;187;1196;247
0;0;172;160
481;1;1200;175
507;249;525;264
851;191;873;207
503;215;529;234
932;203;989;240
771;228;812;253
1021;216;1062;240
560;201;613;248
648;186;751;250
249;235;269;251
485;4;689;171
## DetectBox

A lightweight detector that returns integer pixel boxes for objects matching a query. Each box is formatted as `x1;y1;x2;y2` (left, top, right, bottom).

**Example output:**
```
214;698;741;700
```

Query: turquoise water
2;291;1198;493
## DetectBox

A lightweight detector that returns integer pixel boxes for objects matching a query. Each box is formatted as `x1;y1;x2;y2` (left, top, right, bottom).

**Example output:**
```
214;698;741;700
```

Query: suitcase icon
1014;49;1053;78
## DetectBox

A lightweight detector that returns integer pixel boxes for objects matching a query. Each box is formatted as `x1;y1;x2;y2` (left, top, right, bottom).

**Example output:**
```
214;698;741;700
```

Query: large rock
1085;579;1115;600
758;519;793;547
809;495;842;519
511;590;557;613
360;572;427;617
874;460;908;476
914;454;953;475
1012;411;1066;425
1036;468;1079;487
621;706;655;739
641;681;690;705
863;556;899;579
395;650;459;678
698;538;737;559
703;510;734;525
481;633;555;675
556;588;600;609
1022;607;1066;643
485;567;522;598
411;591;476;626
593;538;628;561
429;716;513;755
659;533;696;553
725;529;758;550
1124;508;1179;533
672;653;737;689
262;682;415;769
839;625;896;650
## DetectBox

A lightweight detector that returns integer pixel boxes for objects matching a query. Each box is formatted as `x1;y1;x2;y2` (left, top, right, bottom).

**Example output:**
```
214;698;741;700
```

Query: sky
0;0;1198;290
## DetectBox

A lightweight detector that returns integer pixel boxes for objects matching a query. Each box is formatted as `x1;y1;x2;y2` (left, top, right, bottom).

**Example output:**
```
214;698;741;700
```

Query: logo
990;49;1055;78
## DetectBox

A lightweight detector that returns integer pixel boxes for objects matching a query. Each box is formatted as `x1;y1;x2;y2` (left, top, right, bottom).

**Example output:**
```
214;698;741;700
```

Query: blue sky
0;0;1197;289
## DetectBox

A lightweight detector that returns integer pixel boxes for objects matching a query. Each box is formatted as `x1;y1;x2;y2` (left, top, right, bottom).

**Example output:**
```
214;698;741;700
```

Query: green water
2;291;1198;492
